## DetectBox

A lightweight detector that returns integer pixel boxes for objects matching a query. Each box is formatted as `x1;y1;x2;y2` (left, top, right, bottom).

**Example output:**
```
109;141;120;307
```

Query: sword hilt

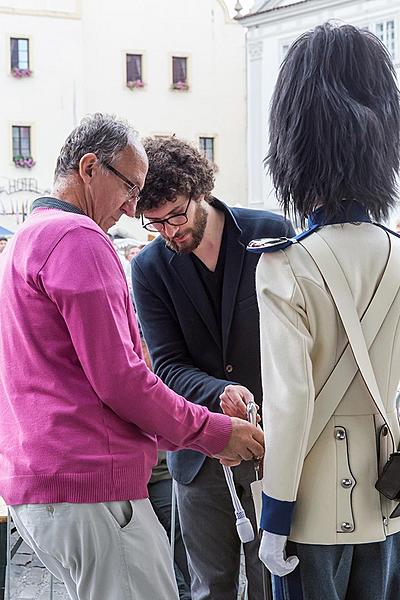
246;401;257;426
246;401;261;480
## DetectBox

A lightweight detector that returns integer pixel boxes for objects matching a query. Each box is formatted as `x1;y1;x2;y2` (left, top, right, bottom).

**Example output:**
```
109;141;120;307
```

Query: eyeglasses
104;163;141;203
141;197;192;232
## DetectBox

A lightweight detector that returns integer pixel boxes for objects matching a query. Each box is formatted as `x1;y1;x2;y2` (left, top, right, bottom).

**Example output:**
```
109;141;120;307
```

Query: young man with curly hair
132;137;294;600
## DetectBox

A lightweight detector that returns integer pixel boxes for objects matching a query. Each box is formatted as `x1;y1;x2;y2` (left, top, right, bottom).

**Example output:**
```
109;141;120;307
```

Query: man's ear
79;153;98;184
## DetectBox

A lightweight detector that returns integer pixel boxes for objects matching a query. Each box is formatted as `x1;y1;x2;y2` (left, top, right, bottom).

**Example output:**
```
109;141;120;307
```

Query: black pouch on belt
376;452;400;518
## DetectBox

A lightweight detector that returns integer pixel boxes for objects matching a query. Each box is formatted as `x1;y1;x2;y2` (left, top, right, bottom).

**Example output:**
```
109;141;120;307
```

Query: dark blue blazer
131;198;294;484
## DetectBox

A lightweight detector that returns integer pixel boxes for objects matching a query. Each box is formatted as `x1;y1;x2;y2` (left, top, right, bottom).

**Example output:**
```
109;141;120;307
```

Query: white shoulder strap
300;231;399;455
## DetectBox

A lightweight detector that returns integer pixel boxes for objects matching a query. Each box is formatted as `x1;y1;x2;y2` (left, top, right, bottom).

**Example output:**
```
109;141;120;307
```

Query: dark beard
165;203;208;254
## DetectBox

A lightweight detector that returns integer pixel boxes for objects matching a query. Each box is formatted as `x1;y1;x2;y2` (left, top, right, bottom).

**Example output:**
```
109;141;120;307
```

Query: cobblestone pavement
9;532;248;600
9;536;69;600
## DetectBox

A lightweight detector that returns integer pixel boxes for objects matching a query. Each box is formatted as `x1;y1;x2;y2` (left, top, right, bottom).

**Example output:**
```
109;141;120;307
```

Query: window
199;137;214;162
12;126;33;167
172;56;188;90
10;37;29;70
375;20;396;59
281;44;290;60
126;54;143;88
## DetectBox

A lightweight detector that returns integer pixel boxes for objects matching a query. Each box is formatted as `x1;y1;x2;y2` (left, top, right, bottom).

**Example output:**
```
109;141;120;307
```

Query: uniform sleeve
38;226;232;456
256;250;315;535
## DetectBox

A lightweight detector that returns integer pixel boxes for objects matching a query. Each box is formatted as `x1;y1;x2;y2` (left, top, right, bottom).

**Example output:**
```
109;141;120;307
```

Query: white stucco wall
0;0;246;239
80;0;246;207
0;1;83;193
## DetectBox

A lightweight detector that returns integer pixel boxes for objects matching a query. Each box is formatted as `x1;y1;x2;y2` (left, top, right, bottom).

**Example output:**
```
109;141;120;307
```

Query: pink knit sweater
0;208;232;505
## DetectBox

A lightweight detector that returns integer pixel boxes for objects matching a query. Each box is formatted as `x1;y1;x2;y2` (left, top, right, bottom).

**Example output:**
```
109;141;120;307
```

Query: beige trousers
10;499;179;600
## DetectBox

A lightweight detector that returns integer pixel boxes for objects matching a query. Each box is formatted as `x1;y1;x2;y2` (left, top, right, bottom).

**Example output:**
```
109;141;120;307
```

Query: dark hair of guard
135;136;215;215
267;23;400;226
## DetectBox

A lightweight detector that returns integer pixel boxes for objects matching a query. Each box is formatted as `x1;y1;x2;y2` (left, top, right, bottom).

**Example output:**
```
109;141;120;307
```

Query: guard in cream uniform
222;22;400;600
252;204;400;599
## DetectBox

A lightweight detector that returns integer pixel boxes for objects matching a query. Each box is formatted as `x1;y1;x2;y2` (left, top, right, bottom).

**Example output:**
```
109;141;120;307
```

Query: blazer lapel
221;234;245;355
169;252;222;349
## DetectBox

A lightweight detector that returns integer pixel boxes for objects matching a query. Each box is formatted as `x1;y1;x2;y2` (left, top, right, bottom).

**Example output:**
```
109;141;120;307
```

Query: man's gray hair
54;113;139;181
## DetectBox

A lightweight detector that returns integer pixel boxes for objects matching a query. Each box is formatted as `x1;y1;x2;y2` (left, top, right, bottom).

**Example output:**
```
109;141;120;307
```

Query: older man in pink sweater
0;114;263;600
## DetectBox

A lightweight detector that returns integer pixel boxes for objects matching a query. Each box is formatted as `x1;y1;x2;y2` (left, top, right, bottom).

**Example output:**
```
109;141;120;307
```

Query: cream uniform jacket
256;220;400;545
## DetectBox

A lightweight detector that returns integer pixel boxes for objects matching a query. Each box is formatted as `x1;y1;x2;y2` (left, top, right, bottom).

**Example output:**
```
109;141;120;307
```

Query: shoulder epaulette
247;224;320;254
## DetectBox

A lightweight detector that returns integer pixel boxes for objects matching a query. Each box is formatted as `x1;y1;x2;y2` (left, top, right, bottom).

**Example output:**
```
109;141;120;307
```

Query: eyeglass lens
143;197;191;231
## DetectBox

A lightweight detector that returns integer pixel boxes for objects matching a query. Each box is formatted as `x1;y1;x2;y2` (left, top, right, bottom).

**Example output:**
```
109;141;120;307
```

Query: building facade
0;0;246;239
239;0;400;215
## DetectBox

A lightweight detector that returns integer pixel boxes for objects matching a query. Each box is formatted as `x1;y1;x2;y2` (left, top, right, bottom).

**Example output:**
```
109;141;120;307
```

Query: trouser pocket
102;500;134;530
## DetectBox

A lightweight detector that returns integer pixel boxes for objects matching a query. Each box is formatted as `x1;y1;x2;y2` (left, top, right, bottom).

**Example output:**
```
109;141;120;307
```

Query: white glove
259;530;299;577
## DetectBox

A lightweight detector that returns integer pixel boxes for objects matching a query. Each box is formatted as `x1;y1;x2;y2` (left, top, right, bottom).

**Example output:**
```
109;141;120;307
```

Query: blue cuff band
260;492;296;535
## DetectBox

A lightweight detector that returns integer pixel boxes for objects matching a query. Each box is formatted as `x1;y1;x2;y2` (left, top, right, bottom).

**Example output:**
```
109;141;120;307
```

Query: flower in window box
11;67;33;78
127;79;145;90
13;155;36;168
172;80;189;91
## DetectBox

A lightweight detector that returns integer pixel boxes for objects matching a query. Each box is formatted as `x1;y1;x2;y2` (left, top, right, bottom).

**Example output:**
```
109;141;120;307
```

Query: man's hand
214;416;264;466
220;384;257;420
259;531;299;577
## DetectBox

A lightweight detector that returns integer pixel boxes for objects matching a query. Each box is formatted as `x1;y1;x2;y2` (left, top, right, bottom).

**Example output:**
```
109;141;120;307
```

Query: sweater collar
31;197;86;216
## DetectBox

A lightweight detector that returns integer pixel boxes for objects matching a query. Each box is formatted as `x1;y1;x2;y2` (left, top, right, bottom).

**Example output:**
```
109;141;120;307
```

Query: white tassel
222;464;254;543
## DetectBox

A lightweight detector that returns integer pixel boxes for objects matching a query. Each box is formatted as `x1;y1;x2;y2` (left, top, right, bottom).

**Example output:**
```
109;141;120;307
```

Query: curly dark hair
136;137;215;214
267;22;400;226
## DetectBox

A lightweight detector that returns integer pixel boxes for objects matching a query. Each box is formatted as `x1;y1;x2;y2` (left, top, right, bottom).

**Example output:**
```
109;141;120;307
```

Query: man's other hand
220;384;260;421
214;417;264;466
